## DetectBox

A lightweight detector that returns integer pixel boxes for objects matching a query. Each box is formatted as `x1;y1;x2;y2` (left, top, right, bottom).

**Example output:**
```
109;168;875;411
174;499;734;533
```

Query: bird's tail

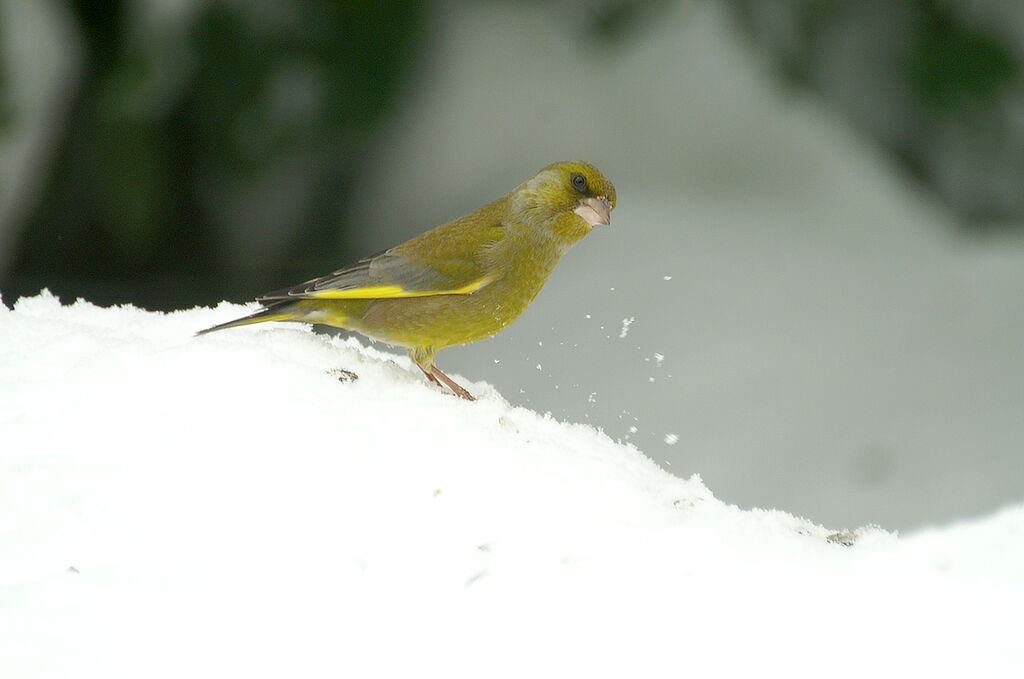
195;303;299;336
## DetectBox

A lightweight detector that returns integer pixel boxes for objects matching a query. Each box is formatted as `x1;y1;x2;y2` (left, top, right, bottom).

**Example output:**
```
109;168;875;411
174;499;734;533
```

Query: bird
197;160;616;401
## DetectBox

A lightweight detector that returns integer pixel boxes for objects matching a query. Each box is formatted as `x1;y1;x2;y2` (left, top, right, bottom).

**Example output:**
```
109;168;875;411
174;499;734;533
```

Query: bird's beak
574;196;612;226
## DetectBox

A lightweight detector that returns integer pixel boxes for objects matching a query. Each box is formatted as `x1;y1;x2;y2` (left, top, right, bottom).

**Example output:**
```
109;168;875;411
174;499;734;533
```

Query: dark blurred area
732;0;1024;225
1;0;1022;311
2;0;428;309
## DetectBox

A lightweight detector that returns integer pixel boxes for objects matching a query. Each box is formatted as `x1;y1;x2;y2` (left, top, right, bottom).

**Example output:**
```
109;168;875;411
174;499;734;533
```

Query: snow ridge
1;292;1021;677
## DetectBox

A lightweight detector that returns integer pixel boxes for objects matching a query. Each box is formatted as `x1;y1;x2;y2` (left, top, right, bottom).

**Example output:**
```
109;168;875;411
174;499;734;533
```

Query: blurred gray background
2;0;1023;532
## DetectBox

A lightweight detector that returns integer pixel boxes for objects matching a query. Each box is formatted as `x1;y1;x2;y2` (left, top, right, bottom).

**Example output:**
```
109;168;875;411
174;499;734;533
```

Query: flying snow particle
619;317;635;339
664;433;679;445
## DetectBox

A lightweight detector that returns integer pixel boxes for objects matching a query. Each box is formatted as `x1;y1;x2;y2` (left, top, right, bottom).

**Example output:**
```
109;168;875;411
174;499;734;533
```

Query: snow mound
2;292;1022;677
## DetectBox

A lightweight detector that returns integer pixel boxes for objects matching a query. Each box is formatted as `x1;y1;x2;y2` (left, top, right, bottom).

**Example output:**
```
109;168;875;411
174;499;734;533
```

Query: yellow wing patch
307;275;494;300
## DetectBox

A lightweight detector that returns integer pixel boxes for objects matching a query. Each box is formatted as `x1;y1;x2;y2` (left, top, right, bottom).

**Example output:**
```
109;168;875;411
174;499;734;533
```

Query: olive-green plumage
198;160;616;400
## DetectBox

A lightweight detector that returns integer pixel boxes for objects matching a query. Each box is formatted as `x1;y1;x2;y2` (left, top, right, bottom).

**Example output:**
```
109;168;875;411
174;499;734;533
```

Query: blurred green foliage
0;46;11;132
904;9;1018;116
731;0;1024;224
4;0;426;309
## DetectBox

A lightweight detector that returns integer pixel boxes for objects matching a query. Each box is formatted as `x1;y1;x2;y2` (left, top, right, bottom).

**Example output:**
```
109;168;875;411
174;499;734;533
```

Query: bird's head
512;160;617;233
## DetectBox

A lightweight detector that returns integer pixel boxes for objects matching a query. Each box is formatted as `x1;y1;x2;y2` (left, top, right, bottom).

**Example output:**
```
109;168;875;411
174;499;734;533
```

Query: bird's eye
571;173;588;192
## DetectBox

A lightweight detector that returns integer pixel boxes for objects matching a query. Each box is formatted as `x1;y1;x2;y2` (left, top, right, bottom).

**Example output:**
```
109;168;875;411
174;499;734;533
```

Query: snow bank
2;293;1022;677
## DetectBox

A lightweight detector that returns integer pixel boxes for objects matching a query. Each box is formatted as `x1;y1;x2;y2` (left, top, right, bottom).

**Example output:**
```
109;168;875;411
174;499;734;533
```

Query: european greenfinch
198;160;616;400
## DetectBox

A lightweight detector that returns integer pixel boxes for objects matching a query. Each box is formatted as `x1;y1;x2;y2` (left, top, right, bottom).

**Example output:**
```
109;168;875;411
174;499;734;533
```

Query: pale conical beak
574;196;612;226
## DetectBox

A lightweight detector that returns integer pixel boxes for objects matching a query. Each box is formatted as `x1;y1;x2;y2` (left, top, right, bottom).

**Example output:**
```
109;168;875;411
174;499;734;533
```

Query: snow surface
3;293;1022;677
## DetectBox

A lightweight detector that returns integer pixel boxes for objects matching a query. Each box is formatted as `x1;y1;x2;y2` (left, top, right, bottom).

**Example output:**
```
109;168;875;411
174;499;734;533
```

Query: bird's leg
417;364;445;388
410;347;474;400
414;363;474;400
429;365;476;401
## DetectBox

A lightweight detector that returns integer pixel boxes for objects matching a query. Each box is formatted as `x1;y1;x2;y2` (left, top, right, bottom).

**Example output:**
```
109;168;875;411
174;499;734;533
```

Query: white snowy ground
2;293;1022;677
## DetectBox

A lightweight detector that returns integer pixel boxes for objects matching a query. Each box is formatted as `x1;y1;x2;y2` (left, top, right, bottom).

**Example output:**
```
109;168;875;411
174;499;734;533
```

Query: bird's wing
259;249;497;302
